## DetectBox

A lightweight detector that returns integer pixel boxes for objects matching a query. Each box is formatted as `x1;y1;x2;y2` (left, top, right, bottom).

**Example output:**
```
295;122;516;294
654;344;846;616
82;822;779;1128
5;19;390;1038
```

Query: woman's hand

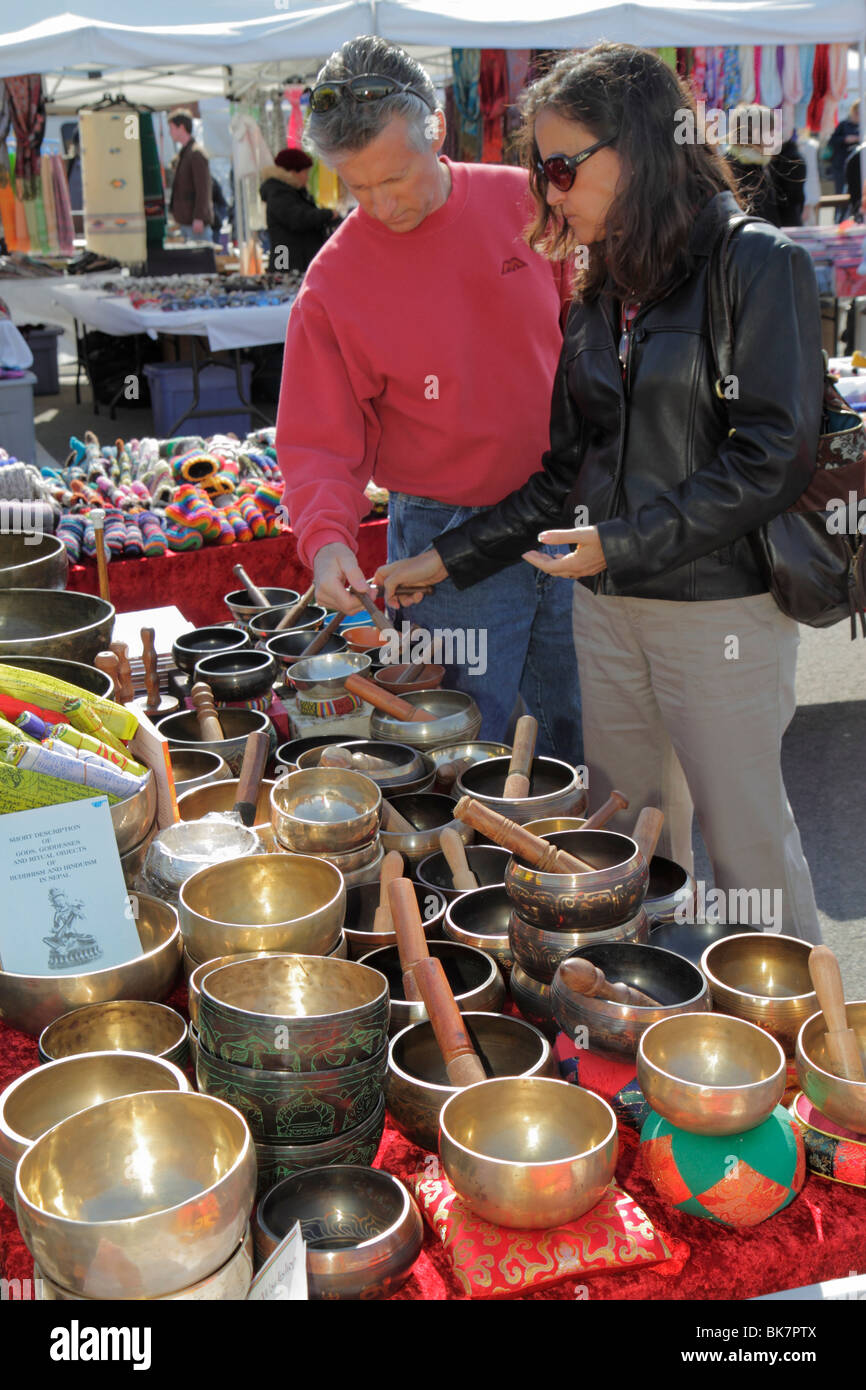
522;526;607;578
374;548;448;608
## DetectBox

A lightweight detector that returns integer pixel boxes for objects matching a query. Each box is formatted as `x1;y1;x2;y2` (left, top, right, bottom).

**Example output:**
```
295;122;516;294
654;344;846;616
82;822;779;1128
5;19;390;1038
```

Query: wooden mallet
503;715;538;799
91;508;111;604
231;730;270;827
190;682;226;742
557;956;661;1008
372;850;405;934
581;790;629;831
439;826;478;891
809;945;866;1083
454;795;596;874
273;582;316;633
233;564;271;609
390;875;431;1003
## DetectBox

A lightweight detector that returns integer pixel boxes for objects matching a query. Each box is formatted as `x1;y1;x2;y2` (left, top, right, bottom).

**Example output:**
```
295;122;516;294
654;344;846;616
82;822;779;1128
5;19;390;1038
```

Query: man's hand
192;218;205;236
313;542;373;613
375;549;448;608
522;526;607;578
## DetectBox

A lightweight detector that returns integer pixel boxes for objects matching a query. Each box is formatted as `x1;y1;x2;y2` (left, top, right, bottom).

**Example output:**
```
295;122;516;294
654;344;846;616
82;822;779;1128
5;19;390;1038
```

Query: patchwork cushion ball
640;1105;806;1227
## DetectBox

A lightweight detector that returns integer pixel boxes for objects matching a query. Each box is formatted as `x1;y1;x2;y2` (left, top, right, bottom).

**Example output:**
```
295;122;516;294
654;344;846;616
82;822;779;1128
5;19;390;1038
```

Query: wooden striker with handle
809;946;866;1083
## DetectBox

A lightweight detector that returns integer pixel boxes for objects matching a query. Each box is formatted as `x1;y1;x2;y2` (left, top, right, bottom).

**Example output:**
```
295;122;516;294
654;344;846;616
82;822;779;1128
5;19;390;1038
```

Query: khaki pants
572;584;821;942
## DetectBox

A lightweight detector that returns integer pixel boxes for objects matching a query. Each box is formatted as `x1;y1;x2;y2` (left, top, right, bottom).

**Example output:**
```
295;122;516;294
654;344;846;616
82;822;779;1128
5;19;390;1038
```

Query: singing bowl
275;734;355;775
35;1229;254;1302
504;830;649;932
343;882;446;960
0;654;113;699
373;663;446;694
15;1090;257;1300
254;1095;385;1200
416;845;512;901
551;943;711;1058
170;747;232;794
193;649;278;703
387;1012;557;1153
508;906;650;983
249;604;328;642
120;820;158;889
370;689;482;751
267;629;348;671
0;589;114;665
177;777;275;829
700;933;817;1054
796;1003;866;1135
38;1000;189;1068
298;740;429;787
171;625;250;674
509;965;556;1041
178;853;345;962
439;1077;618;1229
195;1041;388;1143
345;625;390;654
649;919;759;965
380;792;474;866
254;1166;423;1299
456;757;588;825
162;708;273;777
644;855;697;926
110;769;157;856
0;533;69;590
429;741;512;780
357;940;505;1035
0;893;181;1037
0;1051;189;1208
224;587;300;626
524;817;588;836
197;954;389;1072
186;937;349;1021
270;768;381;854
444;886;514;975
287;650;372;699
637;1013;787;1135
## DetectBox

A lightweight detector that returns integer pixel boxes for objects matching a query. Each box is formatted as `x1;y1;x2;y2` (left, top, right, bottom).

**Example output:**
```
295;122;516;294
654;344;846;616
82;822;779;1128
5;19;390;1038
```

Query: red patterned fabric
807;44;830;136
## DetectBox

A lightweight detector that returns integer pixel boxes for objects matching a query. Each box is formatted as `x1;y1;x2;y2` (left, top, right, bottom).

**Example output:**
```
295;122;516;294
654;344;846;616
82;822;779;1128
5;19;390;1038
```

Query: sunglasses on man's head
534;134;618;191
310;74;436;115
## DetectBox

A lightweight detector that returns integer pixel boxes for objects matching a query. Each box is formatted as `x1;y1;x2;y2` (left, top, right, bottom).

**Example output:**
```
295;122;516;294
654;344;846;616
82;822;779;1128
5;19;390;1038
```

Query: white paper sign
246;1221;308;1301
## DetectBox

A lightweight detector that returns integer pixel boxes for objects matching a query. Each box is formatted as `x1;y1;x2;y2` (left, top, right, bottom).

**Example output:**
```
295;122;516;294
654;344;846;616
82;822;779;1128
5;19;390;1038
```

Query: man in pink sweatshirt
276;37;581;759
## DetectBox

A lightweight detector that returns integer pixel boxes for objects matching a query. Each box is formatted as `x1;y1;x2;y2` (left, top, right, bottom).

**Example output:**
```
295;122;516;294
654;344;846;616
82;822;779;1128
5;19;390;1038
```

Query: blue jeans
387;492;583;764
180;225;214;242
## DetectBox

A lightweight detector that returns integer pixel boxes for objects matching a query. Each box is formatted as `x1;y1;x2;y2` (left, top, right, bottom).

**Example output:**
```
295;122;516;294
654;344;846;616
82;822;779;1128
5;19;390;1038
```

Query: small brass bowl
15;1091;257;1299
38;1000;189;1068
35;1229;254;1302
170;748;232;794
193;650;278;703
171;625;250;674
0;589;114;665
0;893;181;1037
509;965;556;1041
796;1002;866;1135
357;940;505;1035
254;1166;423;1299
0;654;112;699
249;604;328;642
637;1012;787;1135
0;1051;189;1208
379;792;474;866
271;768;382;854
224;587;300;627
416;845;512;901
456;757;588;825
197;954;389;1072
195;1040;388;1143
387;1012;556;1152
111;770;157;856
344;882;446;960
370;689;482;751
254;1095;385;1200
0;533;68;590
439;1077;618;1229
162;707;273;777
505;830;649;932
373;663;445;694
444;886;514;975
177;777;275;829
266;629;348;671
508;907;649;983
700;933;817;1055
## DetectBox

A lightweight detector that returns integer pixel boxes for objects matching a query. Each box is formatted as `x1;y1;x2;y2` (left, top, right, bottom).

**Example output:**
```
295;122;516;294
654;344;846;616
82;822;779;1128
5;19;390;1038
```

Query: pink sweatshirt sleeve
276;288;380;570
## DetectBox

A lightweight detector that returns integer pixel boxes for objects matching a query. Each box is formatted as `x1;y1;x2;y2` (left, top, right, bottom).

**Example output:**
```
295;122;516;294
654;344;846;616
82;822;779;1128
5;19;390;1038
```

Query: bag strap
706;212;755;397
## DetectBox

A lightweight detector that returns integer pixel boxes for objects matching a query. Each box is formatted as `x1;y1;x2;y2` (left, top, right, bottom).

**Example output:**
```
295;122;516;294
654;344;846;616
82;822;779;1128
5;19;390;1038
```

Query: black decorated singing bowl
254;1166;423;1299
700;933;817;1055
193;650;278;703
796;1003;866;1135
386;1012;556;1152
343;882;446;960
0;654;112;700
0;533;68;591
416;845;512;901
509;965;556;1042
195;1042;388;1143
38;1000;188;1068
357;940;505;1035
249;604;328;642
443;886;514;975
508;907;650;983
379;792;474;866
505;830;649;932
171;625;250;674
253;1095;385;1200
266;629;348;672
224;587;300;627
456;757;588;825
0;589;114;665
551;942;710;1059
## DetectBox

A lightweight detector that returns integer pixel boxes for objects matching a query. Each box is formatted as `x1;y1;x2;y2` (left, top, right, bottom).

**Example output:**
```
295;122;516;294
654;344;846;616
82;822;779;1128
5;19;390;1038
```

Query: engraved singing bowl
197;954;389;1072
0;533;68;590
193;650;278;703
700;933;817;1055
253;1094;385;1201
416;845;512;901
224;587;300;627
343;882;446;960
270;768;382;854
249;604;328;642
504;830;649;932
111;768;157;855
177;778;275;829
287;650;372;699
254;1166;423;1299
35;1229;254;1302
443;886;514;975
171;625;250;674
386;1011;556;1153
508;906;650;983
551;943;711;1059
796;1003;866;1135
644;855;697;926
509;965;557;1041
456;757;588;825
15;1090;257;1300
195;1041;388;1143
0;893;181;1037
0;654;113;699
266;629;348;671
637;1013;787;1136
357;940;505;1035
38;1000;189;1068
178;853;345;962
379;792;474;866
0;589;114;665
169;747;232;794
370;689;482;751
0;1051;189;1209
439;1077;618;1229
162;707;273;777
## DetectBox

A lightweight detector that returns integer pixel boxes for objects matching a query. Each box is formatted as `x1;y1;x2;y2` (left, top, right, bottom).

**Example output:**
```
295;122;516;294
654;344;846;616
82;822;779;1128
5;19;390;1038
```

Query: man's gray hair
305;36;439;163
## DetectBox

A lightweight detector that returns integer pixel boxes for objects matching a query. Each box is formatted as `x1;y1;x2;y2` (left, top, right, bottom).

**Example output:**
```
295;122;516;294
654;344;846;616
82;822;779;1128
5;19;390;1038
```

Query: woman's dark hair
519;43;741;302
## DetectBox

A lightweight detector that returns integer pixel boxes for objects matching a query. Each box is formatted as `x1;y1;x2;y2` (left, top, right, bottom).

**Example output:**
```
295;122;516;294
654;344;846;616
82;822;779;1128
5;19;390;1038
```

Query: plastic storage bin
19;324;63;395
143;361;254;438
0;373;37;464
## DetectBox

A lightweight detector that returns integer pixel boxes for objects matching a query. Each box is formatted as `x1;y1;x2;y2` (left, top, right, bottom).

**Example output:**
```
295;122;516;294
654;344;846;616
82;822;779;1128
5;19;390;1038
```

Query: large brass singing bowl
0;1051;189;1208
35;1229;254;1302
0;589;114;664
111;769;157;855
387;1012;556;1153
638;1012;787;1136
796;1002;866;1135
270;768;382;854
700;933;817;1055
253;1095;386;1201
509;907;650;983
343;882;446;960
0;893;181;1037
187;946;346;1028
358;940;505;1035
162;707;273;777
15;1090;257;1299
177;777;275;829
505;830;649;932
379;792;474;866
0;533;68;591
0;654;113;699
195;1040;388;1143
38;1000;188;1068
370;689;482;751
509;965;557;1041
456;757;588;825
197;954;389;1072
439;1077;618;1229
178;852;345;962
254;1167;423;1300
444;886;514;976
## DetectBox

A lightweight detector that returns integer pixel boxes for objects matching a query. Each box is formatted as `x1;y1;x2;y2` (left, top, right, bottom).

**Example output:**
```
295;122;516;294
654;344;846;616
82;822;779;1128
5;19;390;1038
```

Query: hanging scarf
823;43;850;142
738;46;756;105
796;44;816;133
138;111;166;247
284;87;306;149
759;45;783;110
40;153;58;253
689;48;708;105
0;86;11;191
452;49;482;162
4;76;45;196
781;46;803;143
479;50;508;163
657;48;677;73
722;47;741;109
51;152;74;255
505;49;531;145
807;45;830;138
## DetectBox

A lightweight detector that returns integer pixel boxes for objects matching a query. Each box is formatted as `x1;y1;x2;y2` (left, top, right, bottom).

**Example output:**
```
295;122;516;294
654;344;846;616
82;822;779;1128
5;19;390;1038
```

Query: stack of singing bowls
194;953;390;1198
270;768;384;887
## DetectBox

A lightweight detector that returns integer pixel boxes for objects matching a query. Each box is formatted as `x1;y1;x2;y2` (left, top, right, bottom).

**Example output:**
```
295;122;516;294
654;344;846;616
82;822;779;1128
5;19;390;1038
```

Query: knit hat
275;148;313;173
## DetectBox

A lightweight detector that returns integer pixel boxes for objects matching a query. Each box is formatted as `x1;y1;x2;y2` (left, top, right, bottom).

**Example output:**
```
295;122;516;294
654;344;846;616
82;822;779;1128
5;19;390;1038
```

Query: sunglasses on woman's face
310;75;436;114
534;134;617;191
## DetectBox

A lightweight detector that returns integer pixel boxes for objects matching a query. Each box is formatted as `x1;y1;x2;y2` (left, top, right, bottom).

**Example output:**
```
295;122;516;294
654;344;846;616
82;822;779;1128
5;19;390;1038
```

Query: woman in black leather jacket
377;43;823;941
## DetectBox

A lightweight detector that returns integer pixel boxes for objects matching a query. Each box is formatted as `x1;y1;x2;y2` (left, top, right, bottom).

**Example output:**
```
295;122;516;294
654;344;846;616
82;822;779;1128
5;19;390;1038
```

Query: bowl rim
439;1076;617;1167
173;625;249;651
445;884;512;940
178;852;345;932
557;942;708;1013
193;649;276;673
224;587;300;607
796;1002;866;1091
249;602;329;632
357;939;501;1000
700;932;818;1004
638;1011;787;1093
0;589;115;642
507;829;642;878
388;1011;550;1096
0;532;67;571
344;883;446;941
199;951;389;1023
270;768;382;826
458;756;582;803
38;1000;189;1063
162;708;272;740
0;891;179;985
257;1165;413;1254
